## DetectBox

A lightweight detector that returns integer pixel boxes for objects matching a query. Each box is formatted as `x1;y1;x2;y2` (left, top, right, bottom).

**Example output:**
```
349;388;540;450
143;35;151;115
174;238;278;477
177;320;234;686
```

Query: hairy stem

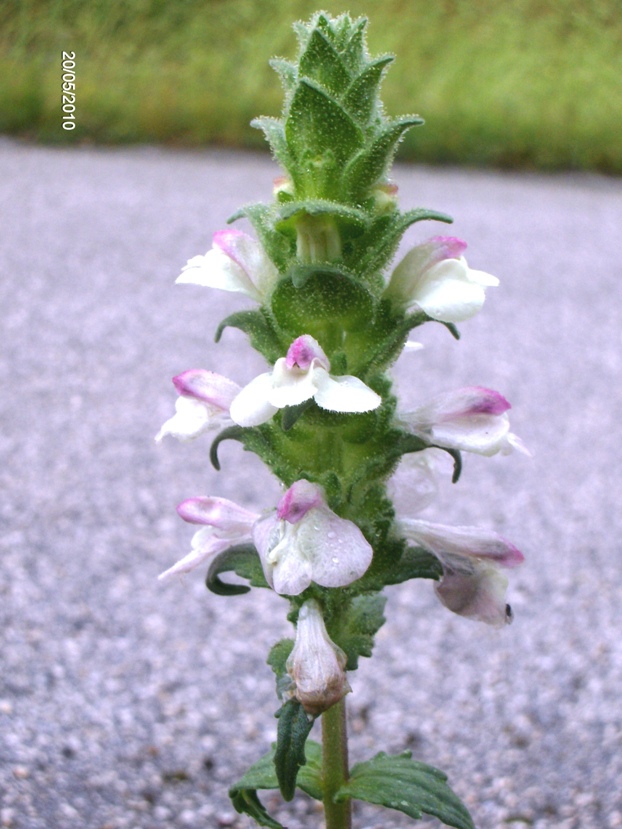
322;698;352;829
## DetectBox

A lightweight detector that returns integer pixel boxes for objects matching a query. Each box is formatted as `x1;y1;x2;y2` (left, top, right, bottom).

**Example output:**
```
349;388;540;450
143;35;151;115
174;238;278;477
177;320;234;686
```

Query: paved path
1;140;621;829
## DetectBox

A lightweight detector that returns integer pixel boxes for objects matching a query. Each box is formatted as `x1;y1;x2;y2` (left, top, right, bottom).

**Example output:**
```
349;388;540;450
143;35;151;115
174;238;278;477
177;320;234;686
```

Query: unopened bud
286;600;350;715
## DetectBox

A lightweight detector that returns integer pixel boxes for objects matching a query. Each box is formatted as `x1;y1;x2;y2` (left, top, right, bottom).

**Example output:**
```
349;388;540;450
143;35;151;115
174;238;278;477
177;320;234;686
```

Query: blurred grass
1;0;620;171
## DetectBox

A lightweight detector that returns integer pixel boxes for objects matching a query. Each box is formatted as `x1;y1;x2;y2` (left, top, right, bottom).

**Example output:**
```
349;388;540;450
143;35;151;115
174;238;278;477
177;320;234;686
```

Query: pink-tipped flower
398;386;528;456
229;334;382;427
176;229;278;302
286;599;350;715
398;518;524;627
155;369;240;443
253;480;373;595
384;236;499;323
159;497;259;581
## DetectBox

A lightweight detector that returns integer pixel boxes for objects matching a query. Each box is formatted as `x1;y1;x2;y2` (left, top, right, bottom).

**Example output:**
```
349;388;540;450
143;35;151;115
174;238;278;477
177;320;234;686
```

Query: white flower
398;518;524;627
229;334;382;427
286;599;350;715
384;236;499;323
253;480;373;595
176;229;278;302
398;386;529;457
158;496;258;581
155;369;240;442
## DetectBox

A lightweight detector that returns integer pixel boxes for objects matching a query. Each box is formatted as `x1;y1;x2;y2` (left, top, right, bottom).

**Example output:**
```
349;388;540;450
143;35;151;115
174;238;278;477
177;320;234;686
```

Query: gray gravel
1;138;621;829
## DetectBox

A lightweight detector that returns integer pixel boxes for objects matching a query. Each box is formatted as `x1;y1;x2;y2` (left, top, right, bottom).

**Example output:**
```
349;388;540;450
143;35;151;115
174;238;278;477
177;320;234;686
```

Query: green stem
322;698;352;829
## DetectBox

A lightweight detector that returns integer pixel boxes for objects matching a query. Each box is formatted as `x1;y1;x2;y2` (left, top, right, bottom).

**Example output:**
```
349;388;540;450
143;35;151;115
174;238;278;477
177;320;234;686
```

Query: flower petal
172;369;240;409
213;229;278;298
158;528;231;581
229;373;279;427
296;507;373;588
268;358;320;408
312;368;382;413
413;257;488;322
176;248;261;300
435;564;512;627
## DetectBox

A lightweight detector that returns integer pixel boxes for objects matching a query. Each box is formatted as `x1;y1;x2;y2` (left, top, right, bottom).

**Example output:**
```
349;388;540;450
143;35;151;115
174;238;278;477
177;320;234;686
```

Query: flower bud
286;600;350;715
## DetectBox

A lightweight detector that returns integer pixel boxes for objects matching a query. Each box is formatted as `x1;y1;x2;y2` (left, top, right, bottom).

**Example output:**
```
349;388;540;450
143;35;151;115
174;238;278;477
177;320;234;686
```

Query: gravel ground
1;139;621;829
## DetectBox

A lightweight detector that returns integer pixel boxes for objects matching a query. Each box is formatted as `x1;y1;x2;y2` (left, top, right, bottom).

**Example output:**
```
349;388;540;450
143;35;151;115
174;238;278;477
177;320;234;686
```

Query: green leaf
281;399;314;430
276;199;368;237
285;79;363;197
352;208;453;279
331;593;387;670
267;638;295;701
229;787;284;829
336;751;475;829
251;116;292;170
298;27;352;97
215;309;285;363
269;57;297;99
229;740;323;826
340;16;368;73
228;202;294;273
343;56;394;124
274;700;316;801
345;118;424;199
205;544;270;596
383;546;443;586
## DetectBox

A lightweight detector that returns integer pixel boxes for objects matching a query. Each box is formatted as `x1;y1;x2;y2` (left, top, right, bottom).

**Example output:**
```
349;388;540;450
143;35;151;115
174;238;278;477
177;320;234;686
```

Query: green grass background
1;0;620;172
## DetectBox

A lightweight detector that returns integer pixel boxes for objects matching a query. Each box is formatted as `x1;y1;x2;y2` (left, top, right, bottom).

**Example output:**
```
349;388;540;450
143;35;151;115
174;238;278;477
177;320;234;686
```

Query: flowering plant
157;12;526;828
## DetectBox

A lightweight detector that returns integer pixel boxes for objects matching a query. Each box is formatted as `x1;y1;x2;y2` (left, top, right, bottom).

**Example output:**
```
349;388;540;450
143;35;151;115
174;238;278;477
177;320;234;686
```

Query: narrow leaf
384;546;443;585
269;57;297;98
343;56;394;124
205;544;270;596
274;700;316;801
251;116;292;170
352;208;453;279
298;27;351;97
229;788;284;829
287;80;362;163
336;751;475;829
215;309;285;363
281;399;314;430
345;118;424;199
227;202;294;273
209;426;246;471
